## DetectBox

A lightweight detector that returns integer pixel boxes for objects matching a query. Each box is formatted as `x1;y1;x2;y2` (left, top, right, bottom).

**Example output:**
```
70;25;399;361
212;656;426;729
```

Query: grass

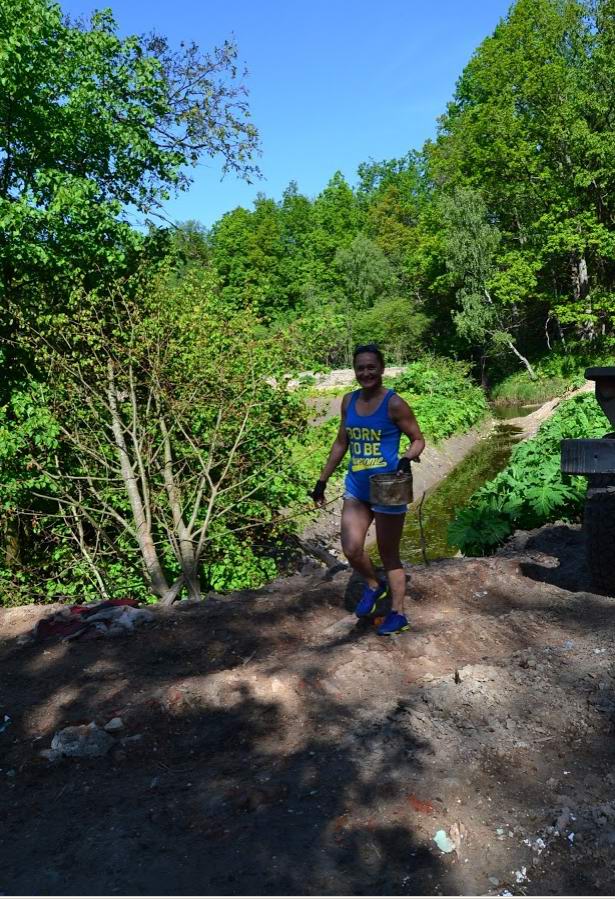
489;345;614;406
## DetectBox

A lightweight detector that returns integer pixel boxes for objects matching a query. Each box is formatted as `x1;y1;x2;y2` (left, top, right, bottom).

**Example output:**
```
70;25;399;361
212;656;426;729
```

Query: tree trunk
506;340;537;380
107;361;170;600
4;515;21;567
571;254;594;341
159;416;202;602
160;574;185;607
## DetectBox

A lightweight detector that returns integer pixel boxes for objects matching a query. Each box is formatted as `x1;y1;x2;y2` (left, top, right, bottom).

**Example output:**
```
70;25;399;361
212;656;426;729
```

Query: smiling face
353;351;384;389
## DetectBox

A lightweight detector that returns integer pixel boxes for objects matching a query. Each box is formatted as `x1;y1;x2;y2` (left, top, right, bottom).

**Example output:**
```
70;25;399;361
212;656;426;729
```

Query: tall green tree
334;234;395;309
0;0;260;570
430;0;615;349
0;0;259;329
310;172;363;293
442;187;538;378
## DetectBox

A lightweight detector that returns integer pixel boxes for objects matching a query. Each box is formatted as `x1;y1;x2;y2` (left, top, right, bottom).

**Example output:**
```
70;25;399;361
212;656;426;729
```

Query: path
1;524;614;895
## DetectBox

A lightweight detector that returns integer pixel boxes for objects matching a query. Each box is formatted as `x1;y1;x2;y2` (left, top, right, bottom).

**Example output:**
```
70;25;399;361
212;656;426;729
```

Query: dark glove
396;457;411;475
310;479;327;501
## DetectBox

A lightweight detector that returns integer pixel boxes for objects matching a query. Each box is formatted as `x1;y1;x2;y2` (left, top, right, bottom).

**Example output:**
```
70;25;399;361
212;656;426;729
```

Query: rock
50;722;115;758
449;821;466;857
488;876;500;886
104;717;124;733
555;808;571;832
16;633;34;646
39;749;62;762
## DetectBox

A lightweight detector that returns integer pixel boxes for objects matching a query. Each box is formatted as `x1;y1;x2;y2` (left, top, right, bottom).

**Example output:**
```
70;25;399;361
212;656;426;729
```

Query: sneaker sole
378;625;410;636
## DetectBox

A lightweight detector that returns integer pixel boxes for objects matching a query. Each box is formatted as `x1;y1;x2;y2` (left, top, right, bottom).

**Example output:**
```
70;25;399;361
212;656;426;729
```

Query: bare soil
2;523;615;896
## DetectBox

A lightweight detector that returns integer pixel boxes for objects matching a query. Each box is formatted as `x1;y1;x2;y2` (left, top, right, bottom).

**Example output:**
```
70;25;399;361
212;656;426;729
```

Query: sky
60;0;513;228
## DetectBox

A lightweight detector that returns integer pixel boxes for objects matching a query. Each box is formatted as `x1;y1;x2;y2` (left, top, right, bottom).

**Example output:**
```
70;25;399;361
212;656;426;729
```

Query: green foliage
0;0;258;305
490;372;570;406
0;266;309;605
352;298;430;365
450;393;609;555
334;234;395;309
390;357;489;442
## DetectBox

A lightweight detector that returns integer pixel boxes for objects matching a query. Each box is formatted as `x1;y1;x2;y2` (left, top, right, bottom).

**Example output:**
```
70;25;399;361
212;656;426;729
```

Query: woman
311;344;425;635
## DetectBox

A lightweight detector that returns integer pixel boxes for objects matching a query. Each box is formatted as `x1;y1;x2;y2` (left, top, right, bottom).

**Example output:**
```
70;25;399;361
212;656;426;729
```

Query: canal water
373;404;537;566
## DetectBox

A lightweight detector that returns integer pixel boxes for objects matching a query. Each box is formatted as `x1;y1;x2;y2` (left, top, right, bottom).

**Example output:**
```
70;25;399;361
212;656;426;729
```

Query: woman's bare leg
374;512;407;614
341;497;379;586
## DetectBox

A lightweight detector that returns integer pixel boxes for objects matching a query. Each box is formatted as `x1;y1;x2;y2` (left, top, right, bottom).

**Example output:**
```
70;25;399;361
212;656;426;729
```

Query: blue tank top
344;389;401;502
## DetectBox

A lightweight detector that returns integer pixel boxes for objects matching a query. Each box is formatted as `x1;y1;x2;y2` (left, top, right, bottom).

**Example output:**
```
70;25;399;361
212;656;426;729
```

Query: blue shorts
343;490;407;516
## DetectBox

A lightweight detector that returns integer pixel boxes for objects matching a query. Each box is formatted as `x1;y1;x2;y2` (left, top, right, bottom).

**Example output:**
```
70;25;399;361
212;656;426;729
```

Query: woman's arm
389;394;425;463
311;394;350;506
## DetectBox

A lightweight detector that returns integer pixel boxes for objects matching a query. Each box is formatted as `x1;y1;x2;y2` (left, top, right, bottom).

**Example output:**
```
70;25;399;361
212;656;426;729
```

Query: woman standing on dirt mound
311;344;425;635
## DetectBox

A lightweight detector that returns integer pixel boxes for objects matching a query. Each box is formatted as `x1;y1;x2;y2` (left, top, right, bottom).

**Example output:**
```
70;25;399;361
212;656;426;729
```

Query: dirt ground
2;523;615;896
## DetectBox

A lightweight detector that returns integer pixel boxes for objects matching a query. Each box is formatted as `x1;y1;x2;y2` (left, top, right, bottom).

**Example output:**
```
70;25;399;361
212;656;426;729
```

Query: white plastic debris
524;836;546;854
515;866;528;883
434;829;455;853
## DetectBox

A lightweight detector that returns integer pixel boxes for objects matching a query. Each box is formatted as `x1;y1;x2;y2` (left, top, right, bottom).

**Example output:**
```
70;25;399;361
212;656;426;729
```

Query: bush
1;267;309;604
352;297;430;364
390;357;488;443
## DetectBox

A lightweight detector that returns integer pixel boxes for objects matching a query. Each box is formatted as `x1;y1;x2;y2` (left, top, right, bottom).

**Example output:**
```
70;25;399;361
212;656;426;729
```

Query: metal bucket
369;471;413;506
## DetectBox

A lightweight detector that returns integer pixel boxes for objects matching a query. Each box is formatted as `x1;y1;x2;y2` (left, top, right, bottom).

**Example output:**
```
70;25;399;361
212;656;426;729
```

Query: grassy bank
490;348;613;406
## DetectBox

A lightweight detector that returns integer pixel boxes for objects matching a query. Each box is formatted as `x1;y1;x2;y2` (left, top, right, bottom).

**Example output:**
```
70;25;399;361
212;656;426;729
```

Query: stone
39;749;62;762
104;717;124;733
50;722;115;758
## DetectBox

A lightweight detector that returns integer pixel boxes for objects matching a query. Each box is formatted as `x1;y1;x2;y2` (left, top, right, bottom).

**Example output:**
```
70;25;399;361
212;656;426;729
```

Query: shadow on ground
0;582;452;897
3;541;615;895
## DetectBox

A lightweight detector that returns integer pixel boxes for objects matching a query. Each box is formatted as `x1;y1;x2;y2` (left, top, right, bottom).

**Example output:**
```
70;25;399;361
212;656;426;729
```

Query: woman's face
354;352;384;389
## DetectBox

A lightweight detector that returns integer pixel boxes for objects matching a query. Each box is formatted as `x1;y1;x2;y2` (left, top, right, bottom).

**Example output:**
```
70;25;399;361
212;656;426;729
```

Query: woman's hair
353;343;385;367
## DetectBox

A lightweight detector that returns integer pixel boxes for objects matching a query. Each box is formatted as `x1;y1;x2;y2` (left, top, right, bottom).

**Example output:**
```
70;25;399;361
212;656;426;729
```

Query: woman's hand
396;457;411;476
310;479;327;507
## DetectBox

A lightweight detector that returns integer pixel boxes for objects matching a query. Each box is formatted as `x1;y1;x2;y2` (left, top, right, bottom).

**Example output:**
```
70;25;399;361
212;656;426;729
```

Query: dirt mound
1;528;615;895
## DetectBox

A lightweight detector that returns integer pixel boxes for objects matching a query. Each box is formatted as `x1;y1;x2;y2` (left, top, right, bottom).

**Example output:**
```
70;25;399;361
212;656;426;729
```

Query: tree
442;187;538;378
6;268;306;604
353;298;430;364
430;0;615;348
334;234;395;309
0;0;261;571
310;172;363;293
0;0;259;318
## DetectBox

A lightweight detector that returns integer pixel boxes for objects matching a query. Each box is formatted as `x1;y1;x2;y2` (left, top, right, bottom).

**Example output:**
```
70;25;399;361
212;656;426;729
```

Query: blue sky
61;0;513;228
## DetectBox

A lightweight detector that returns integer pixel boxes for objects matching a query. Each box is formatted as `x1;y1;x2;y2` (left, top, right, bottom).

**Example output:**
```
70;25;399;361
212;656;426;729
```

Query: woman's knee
341;539;364;565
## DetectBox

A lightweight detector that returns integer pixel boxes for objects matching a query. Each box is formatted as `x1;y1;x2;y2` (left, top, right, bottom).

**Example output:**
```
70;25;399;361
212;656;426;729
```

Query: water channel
378;404;539;565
